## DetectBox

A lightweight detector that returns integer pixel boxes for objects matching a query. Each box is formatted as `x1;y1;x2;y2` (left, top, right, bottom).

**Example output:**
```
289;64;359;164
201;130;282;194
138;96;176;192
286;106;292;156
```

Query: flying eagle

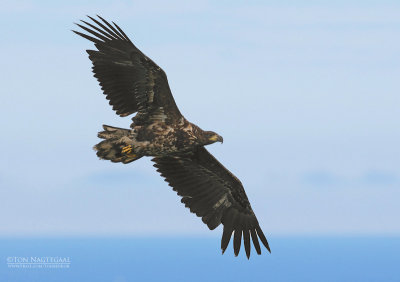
73;16;270;258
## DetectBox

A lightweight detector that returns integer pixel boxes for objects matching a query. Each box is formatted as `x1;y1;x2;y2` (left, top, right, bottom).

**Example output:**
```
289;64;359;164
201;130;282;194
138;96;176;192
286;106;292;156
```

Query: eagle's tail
94;125;142;164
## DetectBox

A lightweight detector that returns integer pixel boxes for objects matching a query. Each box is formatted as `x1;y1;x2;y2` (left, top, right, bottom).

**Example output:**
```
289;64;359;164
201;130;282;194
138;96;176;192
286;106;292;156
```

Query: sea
1;236;399;282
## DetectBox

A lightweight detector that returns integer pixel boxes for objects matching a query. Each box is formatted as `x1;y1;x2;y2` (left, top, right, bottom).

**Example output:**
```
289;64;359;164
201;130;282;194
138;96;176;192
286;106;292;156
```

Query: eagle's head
203;131;223;145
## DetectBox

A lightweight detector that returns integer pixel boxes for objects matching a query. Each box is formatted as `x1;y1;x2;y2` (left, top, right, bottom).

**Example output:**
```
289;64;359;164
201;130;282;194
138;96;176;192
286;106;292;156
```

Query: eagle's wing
152;147;270;258
73;16;182;124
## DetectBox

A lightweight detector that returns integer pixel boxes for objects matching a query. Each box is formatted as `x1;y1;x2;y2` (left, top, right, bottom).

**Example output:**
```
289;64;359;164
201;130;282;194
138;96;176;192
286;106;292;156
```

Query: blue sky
0;0;399;237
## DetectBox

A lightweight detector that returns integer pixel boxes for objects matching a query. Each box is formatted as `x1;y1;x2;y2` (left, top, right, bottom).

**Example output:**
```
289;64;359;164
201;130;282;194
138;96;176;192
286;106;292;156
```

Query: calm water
1;237;399;282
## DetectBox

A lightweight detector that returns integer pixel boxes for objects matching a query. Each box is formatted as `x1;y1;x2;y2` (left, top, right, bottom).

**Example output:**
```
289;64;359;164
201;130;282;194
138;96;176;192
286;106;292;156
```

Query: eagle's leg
121;145;137;158
122;145;133;154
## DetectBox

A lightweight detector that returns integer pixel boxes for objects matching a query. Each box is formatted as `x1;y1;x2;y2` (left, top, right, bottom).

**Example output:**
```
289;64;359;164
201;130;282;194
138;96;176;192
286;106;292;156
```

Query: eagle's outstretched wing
152;147;270;258
73;16;182;124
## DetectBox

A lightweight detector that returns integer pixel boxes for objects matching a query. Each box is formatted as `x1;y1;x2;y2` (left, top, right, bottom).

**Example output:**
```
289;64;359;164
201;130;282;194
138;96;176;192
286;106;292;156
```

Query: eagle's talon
122;145;133;154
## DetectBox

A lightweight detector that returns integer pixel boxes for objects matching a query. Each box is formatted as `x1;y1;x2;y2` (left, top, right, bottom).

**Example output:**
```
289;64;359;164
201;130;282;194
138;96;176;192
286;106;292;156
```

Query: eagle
73;15;270;258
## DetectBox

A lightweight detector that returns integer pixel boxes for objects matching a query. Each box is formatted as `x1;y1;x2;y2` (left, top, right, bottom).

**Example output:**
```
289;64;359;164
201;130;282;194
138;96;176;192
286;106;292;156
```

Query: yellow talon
122;145;132;154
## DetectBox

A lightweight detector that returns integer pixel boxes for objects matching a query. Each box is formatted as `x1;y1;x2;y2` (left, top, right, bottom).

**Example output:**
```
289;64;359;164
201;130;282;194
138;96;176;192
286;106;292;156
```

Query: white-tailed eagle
74;16;270;258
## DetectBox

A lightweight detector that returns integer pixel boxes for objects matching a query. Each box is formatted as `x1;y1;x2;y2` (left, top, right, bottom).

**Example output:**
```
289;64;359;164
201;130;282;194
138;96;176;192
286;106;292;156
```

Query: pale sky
0;0;399;236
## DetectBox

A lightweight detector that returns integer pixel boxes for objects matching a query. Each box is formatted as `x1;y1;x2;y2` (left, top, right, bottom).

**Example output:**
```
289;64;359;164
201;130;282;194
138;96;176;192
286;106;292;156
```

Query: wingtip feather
243;229;251;259
250;229;261;255
221;225;233;254
256;226;271;253
233;228;242;257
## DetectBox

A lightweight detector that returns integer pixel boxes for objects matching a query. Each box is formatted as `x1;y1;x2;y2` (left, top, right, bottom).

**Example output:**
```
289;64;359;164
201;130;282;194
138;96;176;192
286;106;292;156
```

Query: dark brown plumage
74;15;270;258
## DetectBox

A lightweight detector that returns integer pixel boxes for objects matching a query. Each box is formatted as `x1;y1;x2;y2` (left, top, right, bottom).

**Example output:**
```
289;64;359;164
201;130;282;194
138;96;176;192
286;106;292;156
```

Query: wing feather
243;228;251;259
250;228;262;255
73;16;182;123
233;221;243;256
152;147;270;258
221;212;235;254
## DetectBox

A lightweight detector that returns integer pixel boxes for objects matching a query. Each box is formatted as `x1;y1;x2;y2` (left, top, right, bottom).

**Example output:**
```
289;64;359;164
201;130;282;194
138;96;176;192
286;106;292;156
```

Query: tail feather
94;125;142;164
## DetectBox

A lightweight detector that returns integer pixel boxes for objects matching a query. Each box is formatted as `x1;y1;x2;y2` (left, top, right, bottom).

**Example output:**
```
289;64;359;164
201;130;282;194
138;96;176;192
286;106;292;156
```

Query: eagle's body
131;118;198;155
97;118;216;163
74;16;270;258
131;119;214;155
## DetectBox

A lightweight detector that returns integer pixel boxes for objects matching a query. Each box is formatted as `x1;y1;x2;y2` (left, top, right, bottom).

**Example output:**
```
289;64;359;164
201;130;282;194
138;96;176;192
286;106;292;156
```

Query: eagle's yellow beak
209;134;223;143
